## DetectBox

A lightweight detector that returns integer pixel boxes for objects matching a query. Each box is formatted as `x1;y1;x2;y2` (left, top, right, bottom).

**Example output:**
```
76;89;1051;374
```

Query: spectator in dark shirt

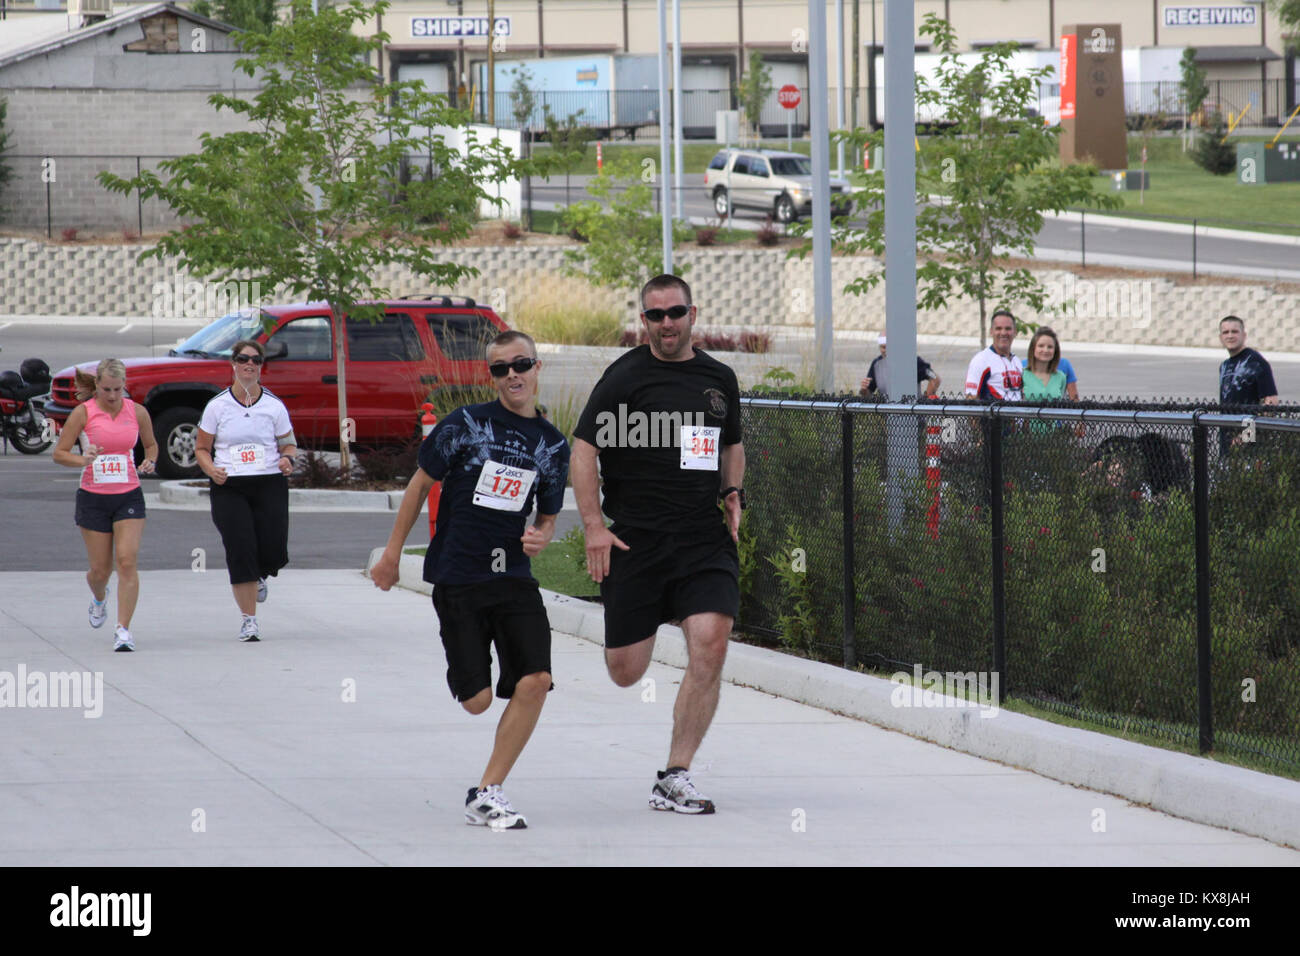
1218;315;1278;454
860;334;941;398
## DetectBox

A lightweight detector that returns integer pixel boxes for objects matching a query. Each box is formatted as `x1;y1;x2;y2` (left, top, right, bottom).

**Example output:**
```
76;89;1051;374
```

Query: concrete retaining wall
2;237;1297;350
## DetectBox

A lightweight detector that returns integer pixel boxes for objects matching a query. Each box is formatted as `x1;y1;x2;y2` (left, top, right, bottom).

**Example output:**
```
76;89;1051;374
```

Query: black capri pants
209;474;290;584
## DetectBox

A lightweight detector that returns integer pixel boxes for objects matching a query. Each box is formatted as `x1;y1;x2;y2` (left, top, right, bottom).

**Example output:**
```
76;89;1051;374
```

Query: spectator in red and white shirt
965;310;1024;401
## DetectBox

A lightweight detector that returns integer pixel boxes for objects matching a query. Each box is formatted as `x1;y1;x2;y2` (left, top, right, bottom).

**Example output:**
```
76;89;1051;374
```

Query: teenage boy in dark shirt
372;330;570;830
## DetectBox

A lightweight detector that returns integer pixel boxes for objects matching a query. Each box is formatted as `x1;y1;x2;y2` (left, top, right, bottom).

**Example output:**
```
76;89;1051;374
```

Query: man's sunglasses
642;305;691;323
233;354;264;365
489;357;538;378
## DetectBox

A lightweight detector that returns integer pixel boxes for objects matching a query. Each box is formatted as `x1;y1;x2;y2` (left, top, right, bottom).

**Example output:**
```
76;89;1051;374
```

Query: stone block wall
1;236;1297;352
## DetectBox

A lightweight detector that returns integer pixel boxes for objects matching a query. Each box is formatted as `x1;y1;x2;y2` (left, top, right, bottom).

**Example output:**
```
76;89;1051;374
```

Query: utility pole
487;0;496;125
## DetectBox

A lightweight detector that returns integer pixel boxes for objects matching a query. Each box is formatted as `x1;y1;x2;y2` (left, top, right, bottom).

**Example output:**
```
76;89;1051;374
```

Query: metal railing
737;394;1300;775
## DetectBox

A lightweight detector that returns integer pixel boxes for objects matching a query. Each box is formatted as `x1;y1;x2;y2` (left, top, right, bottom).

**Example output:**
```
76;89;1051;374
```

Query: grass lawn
1082;135;1300;233
404;539;597;599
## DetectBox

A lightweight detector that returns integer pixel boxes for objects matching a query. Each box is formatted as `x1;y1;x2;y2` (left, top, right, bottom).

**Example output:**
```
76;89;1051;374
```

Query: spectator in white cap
860;333;941;398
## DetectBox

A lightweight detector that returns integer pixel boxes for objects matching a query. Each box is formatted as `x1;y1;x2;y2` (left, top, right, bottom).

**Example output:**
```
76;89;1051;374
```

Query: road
530;176;1300;282
5;320;1299;406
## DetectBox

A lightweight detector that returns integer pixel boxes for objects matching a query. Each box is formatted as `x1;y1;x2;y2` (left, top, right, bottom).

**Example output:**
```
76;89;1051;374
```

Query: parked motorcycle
0;351;54;454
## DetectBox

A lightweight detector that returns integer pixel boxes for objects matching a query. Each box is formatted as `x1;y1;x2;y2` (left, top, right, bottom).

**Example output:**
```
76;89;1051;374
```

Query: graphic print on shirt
434;410;569;511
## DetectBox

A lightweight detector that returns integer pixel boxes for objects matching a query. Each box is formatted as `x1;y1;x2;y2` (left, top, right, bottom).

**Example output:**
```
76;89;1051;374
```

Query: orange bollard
420;404;441;539
925;423;942;539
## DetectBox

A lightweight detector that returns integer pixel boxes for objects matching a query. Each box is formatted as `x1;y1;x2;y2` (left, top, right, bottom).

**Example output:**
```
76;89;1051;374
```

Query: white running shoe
239;615;260;642
89;588;109;629
465;785;528;830
256;577;268;603
650;768;715;814
113;625;135;652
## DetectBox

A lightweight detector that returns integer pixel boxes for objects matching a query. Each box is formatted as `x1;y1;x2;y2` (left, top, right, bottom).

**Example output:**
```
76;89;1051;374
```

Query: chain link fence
738;394;1300;776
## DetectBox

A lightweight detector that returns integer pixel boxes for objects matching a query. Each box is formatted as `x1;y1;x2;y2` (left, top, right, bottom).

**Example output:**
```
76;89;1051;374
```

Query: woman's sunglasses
642;305;691;323
233;354;264;365
489;357;538;378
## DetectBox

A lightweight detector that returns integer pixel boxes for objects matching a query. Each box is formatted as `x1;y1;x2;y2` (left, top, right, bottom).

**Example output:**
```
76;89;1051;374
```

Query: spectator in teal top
1022;327;1067;402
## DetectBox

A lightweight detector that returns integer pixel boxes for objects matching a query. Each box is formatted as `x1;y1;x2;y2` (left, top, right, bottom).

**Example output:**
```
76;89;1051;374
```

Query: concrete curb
161;479;420;513
1044;209;1300;247
366;546;1300;848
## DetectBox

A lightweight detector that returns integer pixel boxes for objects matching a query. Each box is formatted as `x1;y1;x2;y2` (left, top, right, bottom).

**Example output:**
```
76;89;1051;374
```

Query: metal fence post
46;167;52;239
1192;218;1198;279
1193;414;1213;753
989;412;1007;701
136;155;143;237
841;406;856;668
1080;208;1086;268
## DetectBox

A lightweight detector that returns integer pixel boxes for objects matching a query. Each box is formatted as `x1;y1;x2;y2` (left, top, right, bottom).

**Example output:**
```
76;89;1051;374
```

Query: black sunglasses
489;357;538;378
642;305;691;323
233;354;264;365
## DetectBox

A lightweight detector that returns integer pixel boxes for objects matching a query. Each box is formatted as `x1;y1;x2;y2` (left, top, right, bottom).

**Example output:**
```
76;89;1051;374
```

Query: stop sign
777;85;801;110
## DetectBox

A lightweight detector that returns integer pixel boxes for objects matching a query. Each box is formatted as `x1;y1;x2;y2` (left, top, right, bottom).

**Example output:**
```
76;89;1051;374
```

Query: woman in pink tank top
53;358;158;652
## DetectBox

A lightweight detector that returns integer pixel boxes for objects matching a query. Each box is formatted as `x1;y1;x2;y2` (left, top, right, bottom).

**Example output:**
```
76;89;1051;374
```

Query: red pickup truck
45;297;508;478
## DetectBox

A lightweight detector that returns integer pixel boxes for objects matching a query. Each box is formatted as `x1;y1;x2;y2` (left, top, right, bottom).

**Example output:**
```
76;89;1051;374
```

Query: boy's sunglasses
233;354;264;365
642;305;691;323
489;357;538;378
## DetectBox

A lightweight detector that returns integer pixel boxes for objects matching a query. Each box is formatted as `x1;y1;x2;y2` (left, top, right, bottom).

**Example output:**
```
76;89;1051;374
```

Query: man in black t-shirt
1218;315;1278;454
573;274;745;815
860;333;941;398
373;330;570;831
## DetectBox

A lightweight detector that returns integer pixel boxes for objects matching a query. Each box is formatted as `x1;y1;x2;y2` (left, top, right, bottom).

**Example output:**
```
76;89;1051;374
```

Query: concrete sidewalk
1;569;1297;866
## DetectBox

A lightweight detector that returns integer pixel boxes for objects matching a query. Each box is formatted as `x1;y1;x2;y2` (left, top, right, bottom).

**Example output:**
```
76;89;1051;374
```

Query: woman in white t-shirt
194;339;298;643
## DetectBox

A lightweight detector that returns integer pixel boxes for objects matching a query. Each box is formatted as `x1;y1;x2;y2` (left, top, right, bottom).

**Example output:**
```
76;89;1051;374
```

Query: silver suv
704;148;853;223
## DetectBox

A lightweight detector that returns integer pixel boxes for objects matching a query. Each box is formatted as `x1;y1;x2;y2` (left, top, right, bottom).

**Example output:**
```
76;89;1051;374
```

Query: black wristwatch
720;486;746;509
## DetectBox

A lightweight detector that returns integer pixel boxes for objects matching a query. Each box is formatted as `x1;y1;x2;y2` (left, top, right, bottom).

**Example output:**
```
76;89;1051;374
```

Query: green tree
1271;2;1300;50
99;0;519;473
561;155;692;290
191;0;278;34
508;64;537;130
1179;47;1209;135
1193;114;1237;175
509;65;537;230
827;14;1120;348
0;96;12;216
544;106;595;207
734;51;773;145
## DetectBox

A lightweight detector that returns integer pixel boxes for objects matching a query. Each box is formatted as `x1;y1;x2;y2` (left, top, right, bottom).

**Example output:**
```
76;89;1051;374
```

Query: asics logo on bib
593;404;707;449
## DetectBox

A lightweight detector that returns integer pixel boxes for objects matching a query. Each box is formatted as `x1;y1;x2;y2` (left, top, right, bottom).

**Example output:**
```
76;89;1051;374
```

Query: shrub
1192;114;1236;175
695;331;738;351
621;328;649;347
739;330;773;353
354;436;421;483
756;215;780;246
694;226;718;246
510;281;623;346
60;227;78;242
502;221;523;239
290;449;344;487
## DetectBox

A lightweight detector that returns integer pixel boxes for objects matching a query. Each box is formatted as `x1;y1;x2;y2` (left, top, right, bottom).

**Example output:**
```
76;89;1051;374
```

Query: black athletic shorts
600;521;739;649
209;474;290;585
431;576;553;702
75;487;146;532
